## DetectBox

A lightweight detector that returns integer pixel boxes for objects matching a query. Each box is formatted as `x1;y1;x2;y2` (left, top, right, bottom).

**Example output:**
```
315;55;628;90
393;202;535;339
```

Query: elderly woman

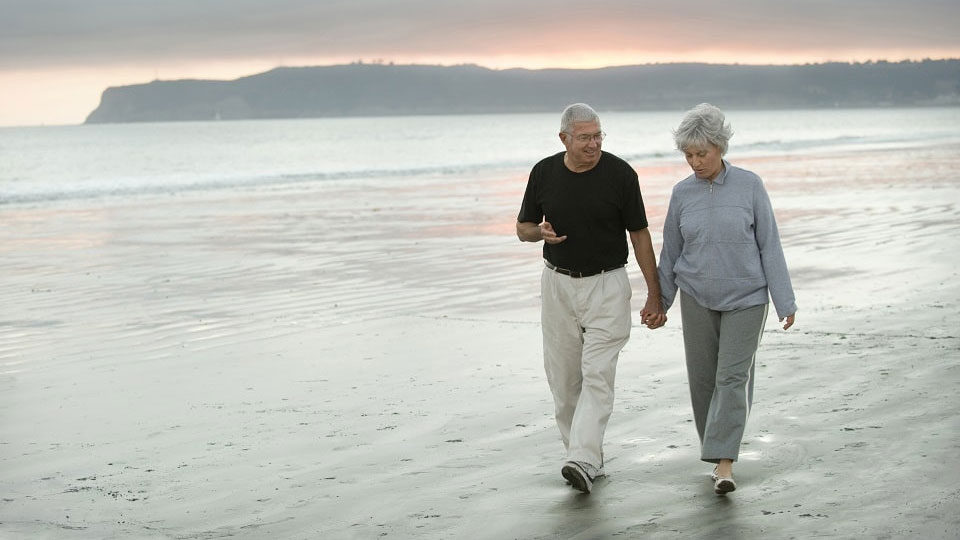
657;103;797;495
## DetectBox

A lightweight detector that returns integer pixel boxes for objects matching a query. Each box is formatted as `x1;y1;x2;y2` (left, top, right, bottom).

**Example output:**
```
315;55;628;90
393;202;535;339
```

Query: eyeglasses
569;132;606;143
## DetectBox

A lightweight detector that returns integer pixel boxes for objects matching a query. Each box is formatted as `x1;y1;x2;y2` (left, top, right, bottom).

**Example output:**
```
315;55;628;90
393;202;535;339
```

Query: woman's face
683;144;723;181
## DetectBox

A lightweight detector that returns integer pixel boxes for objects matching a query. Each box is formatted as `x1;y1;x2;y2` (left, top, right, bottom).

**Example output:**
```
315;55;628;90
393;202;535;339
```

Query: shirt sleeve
753;179;798;318
517;165;543;224
657;191;682;312
622;168;649;231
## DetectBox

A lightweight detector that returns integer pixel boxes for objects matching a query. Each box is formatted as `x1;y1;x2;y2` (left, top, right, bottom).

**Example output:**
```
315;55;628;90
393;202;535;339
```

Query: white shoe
714;476;736;495
561;462;593;494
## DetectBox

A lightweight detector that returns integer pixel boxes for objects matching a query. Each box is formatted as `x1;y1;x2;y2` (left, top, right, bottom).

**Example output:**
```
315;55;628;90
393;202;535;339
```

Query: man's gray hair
560;103;601;134
673;103;734;155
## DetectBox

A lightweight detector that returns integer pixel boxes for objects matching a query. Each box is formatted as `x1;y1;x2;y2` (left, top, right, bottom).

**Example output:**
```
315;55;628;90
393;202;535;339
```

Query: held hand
540;221;567;244
779;313;796;330
640;296;667;329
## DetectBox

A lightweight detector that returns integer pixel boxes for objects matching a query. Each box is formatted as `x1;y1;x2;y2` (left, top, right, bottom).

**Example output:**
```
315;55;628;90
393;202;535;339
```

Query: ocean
3;104;960;540
2;107;959;205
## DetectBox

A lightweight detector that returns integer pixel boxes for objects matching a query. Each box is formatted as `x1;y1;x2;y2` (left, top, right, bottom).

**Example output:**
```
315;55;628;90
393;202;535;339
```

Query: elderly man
516;103;665;494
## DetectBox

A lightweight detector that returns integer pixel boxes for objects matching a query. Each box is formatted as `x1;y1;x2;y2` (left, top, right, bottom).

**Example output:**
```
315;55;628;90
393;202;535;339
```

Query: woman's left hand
780;313;796;330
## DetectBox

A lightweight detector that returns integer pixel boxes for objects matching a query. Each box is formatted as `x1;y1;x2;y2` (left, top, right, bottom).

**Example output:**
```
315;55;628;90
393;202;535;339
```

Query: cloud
2;0;959;70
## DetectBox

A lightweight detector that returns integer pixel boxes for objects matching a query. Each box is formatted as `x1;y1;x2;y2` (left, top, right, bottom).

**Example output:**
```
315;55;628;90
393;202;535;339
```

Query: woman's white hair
560;103;601;134
673;103;734;155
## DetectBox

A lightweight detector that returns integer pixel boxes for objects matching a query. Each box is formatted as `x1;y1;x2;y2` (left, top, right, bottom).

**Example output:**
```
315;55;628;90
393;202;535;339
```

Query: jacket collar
698;159;730;185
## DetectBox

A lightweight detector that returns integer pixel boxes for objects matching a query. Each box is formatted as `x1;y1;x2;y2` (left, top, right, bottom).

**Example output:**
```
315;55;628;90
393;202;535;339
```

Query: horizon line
260;55;960;75
134;56;960;83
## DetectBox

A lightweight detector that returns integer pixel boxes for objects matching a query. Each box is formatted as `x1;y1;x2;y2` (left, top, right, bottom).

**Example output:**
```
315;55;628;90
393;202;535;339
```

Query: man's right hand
540;221;567;244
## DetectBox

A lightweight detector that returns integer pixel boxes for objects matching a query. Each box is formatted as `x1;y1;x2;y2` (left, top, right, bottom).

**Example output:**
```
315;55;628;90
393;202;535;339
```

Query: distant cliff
85;60;960;123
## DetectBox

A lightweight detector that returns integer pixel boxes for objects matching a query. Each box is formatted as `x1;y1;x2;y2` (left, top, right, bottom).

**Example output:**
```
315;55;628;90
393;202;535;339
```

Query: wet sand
1;143;959;539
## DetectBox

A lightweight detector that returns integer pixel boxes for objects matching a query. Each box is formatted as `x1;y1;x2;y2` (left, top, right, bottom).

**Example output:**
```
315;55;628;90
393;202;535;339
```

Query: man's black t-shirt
517;151;649;273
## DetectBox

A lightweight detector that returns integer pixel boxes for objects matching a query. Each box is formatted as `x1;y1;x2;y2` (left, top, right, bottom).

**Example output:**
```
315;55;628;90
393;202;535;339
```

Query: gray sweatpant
679;291;768;463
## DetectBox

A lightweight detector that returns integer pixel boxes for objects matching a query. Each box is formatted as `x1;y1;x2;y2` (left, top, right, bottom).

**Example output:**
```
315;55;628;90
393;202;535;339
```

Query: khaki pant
540;266;632;471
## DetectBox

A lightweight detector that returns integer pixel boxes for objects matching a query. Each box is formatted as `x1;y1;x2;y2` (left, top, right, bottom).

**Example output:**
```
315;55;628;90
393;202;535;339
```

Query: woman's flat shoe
714;476;736;495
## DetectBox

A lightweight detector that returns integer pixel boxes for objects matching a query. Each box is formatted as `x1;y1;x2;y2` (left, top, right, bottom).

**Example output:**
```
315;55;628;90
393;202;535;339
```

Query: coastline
1;142;958;539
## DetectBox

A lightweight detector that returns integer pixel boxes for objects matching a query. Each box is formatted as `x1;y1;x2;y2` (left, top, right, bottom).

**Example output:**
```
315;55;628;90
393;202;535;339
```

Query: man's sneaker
561;461;593;494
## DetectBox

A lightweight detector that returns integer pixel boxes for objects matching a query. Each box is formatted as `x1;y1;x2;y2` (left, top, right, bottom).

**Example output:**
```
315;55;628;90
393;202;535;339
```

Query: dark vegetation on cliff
86;60;960;123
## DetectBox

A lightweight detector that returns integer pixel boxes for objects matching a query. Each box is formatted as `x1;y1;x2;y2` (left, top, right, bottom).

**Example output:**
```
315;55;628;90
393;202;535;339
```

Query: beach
2;139;959;539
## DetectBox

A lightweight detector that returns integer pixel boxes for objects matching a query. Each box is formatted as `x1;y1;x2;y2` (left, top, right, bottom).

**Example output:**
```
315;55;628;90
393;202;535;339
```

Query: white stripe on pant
541;266;632;472
679;290;768;463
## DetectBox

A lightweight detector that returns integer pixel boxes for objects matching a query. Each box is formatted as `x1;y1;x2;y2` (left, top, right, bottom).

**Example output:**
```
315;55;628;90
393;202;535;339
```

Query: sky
2;0;959;127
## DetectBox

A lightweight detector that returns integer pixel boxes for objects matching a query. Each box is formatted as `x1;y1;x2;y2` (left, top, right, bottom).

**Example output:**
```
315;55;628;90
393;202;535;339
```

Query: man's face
561;120;603;169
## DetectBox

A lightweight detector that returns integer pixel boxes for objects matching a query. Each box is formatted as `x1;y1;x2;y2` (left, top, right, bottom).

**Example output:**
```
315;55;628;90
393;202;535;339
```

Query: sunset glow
2;0;958;127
